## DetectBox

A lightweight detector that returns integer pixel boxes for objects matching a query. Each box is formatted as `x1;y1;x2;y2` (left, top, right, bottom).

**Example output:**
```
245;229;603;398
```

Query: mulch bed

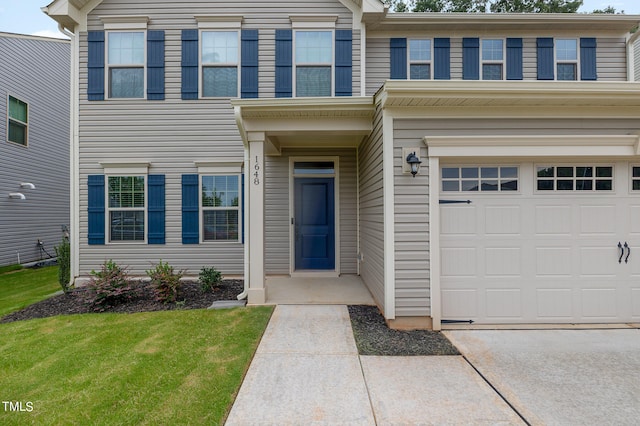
348;305;460;356
0;280;244;324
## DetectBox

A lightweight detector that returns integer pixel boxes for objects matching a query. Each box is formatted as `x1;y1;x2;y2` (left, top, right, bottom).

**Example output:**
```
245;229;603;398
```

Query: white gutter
627;28;640;81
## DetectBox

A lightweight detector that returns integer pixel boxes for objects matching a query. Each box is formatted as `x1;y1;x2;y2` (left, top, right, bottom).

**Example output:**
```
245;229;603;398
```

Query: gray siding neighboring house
0;33;70;267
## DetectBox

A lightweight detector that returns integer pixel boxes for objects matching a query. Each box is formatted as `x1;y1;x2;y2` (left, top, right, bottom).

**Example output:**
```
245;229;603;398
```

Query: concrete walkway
225;305;523;425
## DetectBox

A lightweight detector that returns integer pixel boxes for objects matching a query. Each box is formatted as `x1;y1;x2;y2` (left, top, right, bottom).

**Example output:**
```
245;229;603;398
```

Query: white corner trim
195;161;243;174
382;111;396;320
428;156;442;331
195;15;244;29
290;15;338;29
100;162;150;175
100;16;149;30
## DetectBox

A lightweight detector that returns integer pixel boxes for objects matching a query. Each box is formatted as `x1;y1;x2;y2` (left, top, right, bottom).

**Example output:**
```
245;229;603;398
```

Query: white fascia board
195;15;243;30
382;110;395;320
99;162;150;175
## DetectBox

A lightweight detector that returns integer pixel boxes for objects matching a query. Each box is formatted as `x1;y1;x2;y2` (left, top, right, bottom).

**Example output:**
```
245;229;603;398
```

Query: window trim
555;38;579;81
199;173;242;243
7;94;28;147
199;29;241;99
106;175;148;244
481;38;505;81
293;29;335;97
407;38;432;80
105;30;147;100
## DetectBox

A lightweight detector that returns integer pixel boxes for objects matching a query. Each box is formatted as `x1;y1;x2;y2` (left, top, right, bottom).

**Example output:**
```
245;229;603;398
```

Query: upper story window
107;31;145;98
295;31;333;97
201;31;239;97
482;39;504;80
556;39;578;81
8;95;28;146
409;39;431;80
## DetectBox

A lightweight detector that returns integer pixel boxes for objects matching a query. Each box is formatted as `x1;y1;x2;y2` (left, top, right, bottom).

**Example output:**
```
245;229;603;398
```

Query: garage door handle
618;242;624;263
625;242;631;264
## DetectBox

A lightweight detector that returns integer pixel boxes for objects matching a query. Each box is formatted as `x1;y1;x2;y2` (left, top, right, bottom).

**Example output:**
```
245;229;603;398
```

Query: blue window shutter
434;38;450;80
506;38;523;80
148;175;165;244
580;38;597;81
390;38;407;80
241;29;259;98
241;174;245;245
87;31;105;101
147;31;165;100
275;29;292;98
88;175;105;245
537;37;554;80
462;38;479;80
181;30;199;100
335;30;352;96
182;174;199;244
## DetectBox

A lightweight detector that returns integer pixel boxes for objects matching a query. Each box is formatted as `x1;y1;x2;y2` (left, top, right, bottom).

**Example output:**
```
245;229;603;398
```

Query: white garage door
440;161;640;324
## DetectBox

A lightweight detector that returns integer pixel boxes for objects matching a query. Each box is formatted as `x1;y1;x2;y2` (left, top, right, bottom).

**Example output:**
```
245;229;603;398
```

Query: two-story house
45;0;640;329
0;32;70;267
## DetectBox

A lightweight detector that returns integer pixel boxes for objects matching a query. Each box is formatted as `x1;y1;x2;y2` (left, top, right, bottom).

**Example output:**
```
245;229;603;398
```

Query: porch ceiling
232;97;375;154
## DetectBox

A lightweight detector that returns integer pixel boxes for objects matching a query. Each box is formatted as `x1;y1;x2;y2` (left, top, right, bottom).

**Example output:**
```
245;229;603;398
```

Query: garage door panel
485;206;520;235
442;289;477;318
628;206;640;234
486;289;522;318
631;289;640;317
440;206;476;235
536;247;572;276
485;247;521;276
579;247;618;277
441;248;476;277
581;289;617;319
536;289;573;319
579;205;616;235
535;206;572;235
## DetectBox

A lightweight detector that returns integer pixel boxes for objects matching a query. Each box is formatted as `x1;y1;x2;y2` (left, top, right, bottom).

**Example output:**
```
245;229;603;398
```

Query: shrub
199;266;222;292
54;237;71;293
146;260;184;303
85;260;140;310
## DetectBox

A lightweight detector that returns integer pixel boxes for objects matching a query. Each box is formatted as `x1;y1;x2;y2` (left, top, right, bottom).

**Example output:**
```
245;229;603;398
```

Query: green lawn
0;266;59;317
0;307;273;425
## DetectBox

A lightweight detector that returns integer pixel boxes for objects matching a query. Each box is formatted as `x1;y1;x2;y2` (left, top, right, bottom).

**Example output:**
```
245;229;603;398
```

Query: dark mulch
0;280;244;324
348;305;460;356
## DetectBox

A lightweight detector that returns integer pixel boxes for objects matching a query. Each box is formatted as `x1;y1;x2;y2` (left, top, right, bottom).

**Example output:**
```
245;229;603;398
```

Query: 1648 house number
253;156;260;185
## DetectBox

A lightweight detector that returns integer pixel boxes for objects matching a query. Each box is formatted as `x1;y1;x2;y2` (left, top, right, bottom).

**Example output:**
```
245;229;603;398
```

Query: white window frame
199;30;241;98
105;30;147;99
7;94;28;147
481;38;505;81
408;38;432;80
555;38;579;81
631;164;640;192
534;164;614;193
106;175;147;243
290;16;336;98
440;165;520;193
196;162;243;243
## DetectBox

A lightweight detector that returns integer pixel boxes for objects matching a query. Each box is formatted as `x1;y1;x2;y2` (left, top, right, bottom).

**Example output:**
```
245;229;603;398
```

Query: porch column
247;132;266;304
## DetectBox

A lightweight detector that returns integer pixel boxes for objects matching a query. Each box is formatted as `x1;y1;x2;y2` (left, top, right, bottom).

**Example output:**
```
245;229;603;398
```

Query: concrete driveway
445;329;640;426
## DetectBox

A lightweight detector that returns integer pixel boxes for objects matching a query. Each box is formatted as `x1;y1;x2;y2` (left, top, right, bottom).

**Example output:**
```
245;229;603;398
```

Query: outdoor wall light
20;182;36;190
9;193;26;200
406;152;422;177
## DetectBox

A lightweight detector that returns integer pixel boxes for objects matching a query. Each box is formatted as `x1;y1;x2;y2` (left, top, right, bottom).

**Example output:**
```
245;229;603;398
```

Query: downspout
57;22;80;287
626;27;640;81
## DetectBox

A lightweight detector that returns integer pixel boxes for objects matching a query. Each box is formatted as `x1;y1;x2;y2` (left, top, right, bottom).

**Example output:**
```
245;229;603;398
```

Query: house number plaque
253;156;260;185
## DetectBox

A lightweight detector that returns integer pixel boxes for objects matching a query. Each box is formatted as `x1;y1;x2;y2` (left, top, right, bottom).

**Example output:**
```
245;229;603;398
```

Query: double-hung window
409;39;431;80
295;31;333;97
201;31;239;97
108;176;146;241
8;95;28;146
107;32;145;98
556;39;578;81
482;39;504;80
202;175;240;241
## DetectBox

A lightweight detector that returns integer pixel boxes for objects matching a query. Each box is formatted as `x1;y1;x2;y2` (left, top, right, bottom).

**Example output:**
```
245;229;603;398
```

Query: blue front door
294;178;335;270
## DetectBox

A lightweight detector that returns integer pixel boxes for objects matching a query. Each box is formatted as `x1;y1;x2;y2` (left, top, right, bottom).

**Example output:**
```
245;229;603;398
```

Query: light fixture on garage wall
405;152;422;177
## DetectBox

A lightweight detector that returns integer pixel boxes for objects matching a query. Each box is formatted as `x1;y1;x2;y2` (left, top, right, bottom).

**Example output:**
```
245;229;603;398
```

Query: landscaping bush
146;260;184;303
199;266;222;292
85;260;140;310
54;237;71;293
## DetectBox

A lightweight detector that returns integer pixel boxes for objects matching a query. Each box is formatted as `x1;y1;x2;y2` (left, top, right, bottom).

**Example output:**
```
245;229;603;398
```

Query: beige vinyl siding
358;104;385;310
366;38;389;96
264;148;358;275
0;34;70;267
596;37;627;81
523;38;537;80
393;123;430;317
